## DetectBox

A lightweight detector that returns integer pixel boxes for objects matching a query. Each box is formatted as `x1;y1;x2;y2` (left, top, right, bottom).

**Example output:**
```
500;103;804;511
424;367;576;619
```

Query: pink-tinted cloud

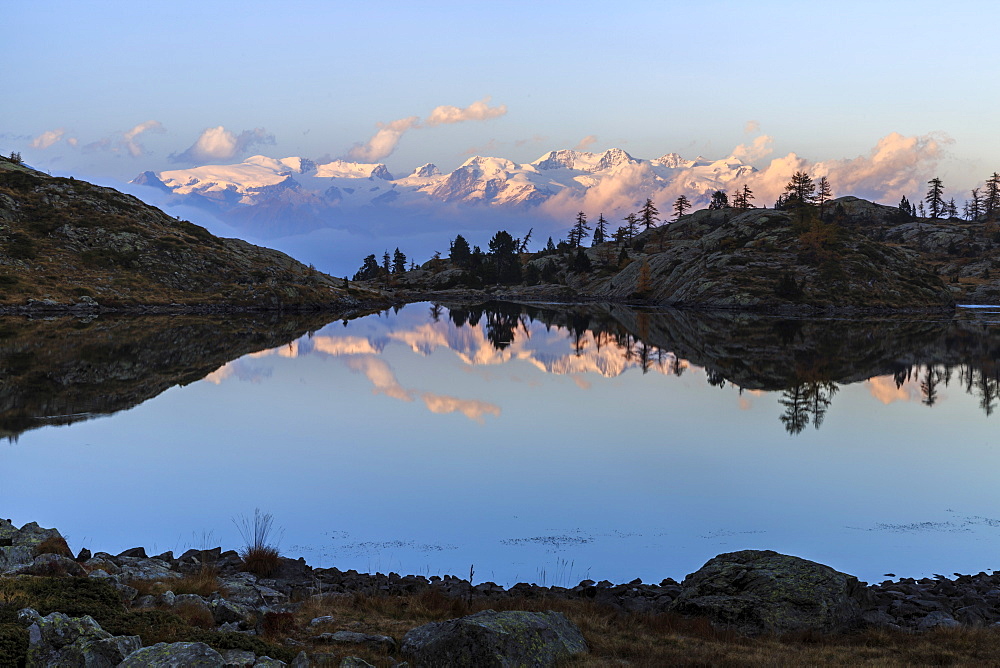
170;126;275;163
347;116;420;162
420;392;501;423
425;96;507;126
122;120;165;157
574;135;598;151
344;356;413;402
744;120;761;134
30;129;66;149
731;135;773;163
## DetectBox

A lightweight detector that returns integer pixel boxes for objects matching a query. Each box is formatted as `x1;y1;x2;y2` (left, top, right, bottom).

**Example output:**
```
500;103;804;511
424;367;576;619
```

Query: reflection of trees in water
778;382;839;435
435;302;1000;435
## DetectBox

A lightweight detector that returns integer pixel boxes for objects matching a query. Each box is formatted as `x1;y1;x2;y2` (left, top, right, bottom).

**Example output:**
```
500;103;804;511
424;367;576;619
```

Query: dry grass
127;566;225;599
276;591;1000;667
241;546;281;579
32;535;72;559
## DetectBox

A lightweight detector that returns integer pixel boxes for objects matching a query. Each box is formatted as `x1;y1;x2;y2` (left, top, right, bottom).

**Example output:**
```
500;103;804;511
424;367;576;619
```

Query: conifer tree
925;177;945;219
568;211;591;248
708;190;728;209
392;247;407;273
449;234;472;267
639;198;659;230
593;213;608;244
985;173;1000;220
622;212;639;241
784;171;816;207
969;188;982;221
672;195;691;220
816;176;832;214
733;184;754;209
381;250;391;274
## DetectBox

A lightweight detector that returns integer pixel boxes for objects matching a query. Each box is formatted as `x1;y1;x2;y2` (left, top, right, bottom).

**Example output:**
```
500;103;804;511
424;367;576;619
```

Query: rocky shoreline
4;519;1000;666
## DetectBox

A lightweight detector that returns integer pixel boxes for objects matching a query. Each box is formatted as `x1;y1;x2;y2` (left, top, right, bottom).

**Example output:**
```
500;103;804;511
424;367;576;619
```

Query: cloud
514;135;546;147
344;356;413;402
122;120;165;157
31;129;66;149
170;126;275;163
419;392;501;423
574;135;598;151
744;120;761;134
347;116;420;162
731;135;773;163
424;96;507;126
346;97;507;162
867;375;920;405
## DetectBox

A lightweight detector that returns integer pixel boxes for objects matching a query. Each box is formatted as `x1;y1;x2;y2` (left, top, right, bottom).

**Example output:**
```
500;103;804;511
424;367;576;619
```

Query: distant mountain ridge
131;148;758;236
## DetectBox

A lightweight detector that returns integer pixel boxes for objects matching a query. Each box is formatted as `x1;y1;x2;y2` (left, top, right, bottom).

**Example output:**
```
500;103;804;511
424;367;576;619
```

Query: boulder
0;521;68;573
401;609;587;667
312;630;396;652
18;608;141;667
10;553;87;577
669;550;872;635
118;641;225;667
917;611;961;631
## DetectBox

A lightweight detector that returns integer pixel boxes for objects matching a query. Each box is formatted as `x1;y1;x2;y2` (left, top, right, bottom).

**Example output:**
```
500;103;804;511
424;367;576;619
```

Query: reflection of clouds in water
312;336;381;356
202;360;273;385
420;392;501;424
857;513;1000;534
867;376;920;405
344;356;412;402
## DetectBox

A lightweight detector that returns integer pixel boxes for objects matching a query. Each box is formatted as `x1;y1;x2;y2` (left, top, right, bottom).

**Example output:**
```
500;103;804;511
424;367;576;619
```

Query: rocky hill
0;157;384;311
385;199;958;311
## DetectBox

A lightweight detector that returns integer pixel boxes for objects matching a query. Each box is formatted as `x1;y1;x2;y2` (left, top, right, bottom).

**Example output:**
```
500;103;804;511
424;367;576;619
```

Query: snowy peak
314;160;393;180
410;163;441;178
594;148;638;172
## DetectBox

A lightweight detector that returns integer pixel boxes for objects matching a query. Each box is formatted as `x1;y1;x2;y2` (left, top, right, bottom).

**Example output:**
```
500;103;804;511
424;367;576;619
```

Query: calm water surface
3;303;1000;586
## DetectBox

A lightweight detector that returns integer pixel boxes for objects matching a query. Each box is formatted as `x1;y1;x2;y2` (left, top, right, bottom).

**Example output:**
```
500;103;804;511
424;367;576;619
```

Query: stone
401;609;587;667
9;553;86;577
118;641;226;667
669;550;872;635
212;598;254;625
220;649;256;666
312;630;396;652
290;651;310;667
917;611;962;631
339;658;375;668
19;608;140;667
253;657;286;667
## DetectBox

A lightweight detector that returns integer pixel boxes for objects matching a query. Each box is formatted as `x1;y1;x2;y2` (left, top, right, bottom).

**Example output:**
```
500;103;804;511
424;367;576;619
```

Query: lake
3;302;1000;587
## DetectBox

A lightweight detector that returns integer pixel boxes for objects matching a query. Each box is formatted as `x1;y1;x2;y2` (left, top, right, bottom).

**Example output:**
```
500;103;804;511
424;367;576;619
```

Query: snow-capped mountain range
131;148;757;237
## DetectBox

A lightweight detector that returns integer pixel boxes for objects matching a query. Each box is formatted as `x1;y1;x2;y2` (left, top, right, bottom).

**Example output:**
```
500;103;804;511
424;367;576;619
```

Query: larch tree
568;211;591;248
816;176;832;214
639;198;659;230
593;213;608;244
672;195;691;220
985;173;1000;220
925;177;945;219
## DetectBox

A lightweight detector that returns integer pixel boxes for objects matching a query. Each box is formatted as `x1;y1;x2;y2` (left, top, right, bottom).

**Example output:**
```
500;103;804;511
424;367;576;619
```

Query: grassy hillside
0;157;383;310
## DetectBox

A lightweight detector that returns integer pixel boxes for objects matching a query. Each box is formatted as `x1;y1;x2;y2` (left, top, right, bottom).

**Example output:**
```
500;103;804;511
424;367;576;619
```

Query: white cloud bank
170;126;275;163
347;96;507;162
30;129;67;149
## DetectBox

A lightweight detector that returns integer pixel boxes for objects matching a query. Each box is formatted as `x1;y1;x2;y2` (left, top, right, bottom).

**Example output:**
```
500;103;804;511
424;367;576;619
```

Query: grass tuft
233;508;282;578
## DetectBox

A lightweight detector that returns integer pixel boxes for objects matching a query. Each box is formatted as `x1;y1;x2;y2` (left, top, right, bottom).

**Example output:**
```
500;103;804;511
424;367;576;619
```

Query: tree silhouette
925;177;944;219
568;211;591;248
779;384;811;435
639;198;659;230
673;195;691;220
593;213;608;244
450;234;472;267
392;248;407;273
709;190;728;210
353;254;381;281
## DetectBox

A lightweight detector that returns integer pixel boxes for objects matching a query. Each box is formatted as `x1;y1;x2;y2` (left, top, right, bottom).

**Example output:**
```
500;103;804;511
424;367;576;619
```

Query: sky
5;0;1000;272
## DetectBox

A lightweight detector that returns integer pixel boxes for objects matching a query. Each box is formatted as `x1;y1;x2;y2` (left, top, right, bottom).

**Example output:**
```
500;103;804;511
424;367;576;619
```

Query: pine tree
925;177;945;219
568;211;591;248
672;195;691;220
353;254;381;281
593;213;608;244
622;212;639;241
783;171;816;207
898;196;914;220
545;237;556;253
639;198;659;230
985;173;1000;220
381;250;391;275
969;188;982;221
816;176;832;214
708;190;728;210
450;234;472;267
945;198;958;219
392;247;407;273
733;184;754;209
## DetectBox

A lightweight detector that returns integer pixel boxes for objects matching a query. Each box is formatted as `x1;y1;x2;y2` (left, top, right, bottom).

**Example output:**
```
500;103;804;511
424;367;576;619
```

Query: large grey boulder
669;550;872;635
401;609;587;667
18;608;141;667
118;641;225;667
1;520;68;572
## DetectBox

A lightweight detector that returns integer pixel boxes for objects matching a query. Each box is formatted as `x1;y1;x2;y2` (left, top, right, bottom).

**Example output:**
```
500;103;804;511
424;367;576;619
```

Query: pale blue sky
6;0;999;193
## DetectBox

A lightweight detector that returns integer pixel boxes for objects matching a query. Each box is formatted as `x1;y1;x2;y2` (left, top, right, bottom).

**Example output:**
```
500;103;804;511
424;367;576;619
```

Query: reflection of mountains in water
441;302;1000;430
0;313;337;440
4;304;999;441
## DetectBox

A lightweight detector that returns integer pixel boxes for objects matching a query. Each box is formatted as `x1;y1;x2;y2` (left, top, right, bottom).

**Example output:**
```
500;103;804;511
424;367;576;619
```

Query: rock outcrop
401;609;588;667
669;550;872;635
